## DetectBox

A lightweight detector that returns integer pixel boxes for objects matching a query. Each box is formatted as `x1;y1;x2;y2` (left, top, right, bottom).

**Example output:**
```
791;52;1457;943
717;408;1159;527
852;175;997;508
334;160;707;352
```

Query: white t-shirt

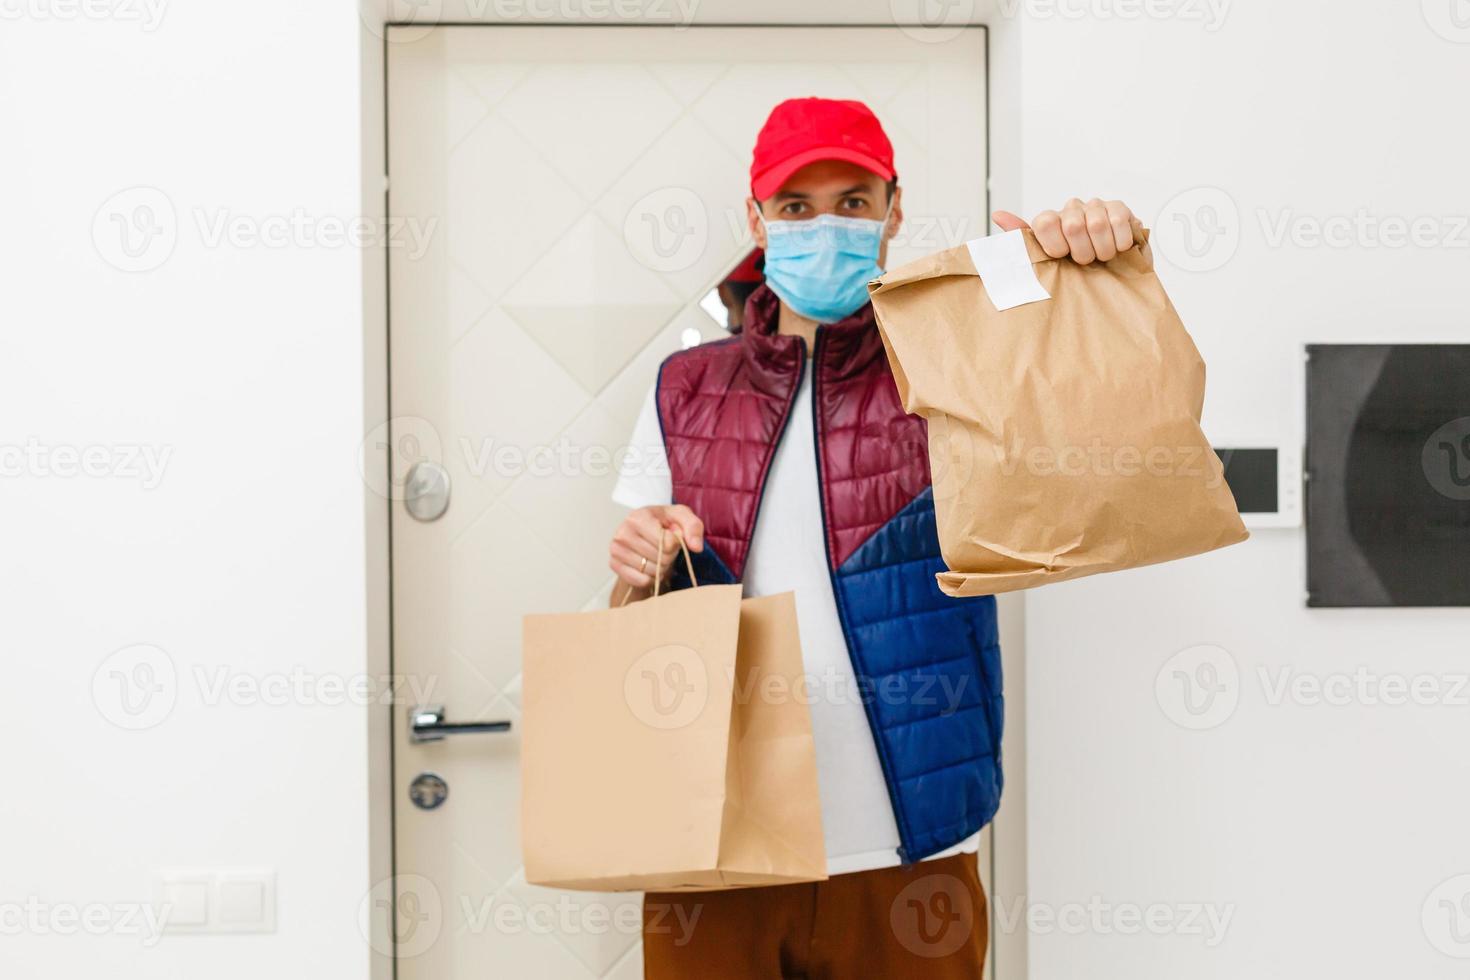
613;363;980;876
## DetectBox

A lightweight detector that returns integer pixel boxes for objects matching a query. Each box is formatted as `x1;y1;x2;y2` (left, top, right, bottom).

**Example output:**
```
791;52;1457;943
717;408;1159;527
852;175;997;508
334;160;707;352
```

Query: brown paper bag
521;541;827;892
868;227;1248;596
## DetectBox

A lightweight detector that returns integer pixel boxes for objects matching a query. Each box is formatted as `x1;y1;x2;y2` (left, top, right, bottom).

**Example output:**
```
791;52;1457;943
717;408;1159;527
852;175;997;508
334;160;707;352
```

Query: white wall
1006;2;1470;977
5;2;1467;978
0;5;377;976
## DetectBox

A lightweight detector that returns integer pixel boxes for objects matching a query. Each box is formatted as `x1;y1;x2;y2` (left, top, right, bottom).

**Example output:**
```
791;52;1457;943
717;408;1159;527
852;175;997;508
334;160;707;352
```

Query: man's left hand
992;198;1138;265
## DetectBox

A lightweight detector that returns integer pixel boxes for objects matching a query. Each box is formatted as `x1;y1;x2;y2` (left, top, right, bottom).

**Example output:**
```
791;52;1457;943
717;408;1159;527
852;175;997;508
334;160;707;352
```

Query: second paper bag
868;227;1248;596
521;568;826;892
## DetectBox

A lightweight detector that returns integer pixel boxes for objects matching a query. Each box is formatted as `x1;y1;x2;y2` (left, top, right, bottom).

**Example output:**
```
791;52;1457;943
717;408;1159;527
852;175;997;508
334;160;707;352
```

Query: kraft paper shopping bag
521;537;826;891
867;226;1247;596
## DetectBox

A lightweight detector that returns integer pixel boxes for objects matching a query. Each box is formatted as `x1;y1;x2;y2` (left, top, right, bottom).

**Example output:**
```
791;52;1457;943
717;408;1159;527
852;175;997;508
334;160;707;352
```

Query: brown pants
643;852;987;979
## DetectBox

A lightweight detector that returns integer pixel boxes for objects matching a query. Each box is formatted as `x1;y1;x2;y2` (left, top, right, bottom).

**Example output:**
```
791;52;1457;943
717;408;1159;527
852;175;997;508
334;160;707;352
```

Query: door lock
409;772;449;810
404;461;451;522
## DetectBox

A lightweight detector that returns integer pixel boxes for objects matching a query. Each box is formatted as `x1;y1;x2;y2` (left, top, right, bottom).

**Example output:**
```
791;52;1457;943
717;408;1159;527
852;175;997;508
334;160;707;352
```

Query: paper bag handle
616;528;700;607
652;529;700;596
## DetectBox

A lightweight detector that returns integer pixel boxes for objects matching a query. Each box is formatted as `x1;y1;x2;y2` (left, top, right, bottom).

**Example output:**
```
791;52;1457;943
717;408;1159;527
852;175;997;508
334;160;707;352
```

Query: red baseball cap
749;98;896;201
725;248;764;283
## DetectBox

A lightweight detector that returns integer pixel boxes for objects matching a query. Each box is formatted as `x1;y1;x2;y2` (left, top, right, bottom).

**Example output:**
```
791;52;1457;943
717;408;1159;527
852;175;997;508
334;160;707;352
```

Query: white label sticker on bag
965;229;1052;312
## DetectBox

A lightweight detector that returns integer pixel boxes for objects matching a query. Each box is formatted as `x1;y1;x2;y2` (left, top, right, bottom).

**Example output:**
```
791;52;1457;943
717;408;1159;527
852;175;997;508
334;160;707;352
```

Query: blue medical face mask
759;207;890;324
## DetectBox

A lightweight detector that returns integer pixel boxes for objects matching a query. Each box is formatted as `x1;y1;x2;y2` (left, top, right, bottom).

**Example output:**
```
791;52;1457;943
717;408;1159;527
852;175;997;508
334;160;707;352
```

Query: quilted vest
656;285;1004;863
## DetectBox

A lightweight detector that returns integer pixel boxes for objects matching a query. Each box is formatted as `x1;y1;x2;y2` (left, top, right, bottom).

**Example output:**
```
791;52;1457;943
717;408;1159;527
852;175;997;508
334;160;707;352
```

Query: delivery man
610;97;1139;978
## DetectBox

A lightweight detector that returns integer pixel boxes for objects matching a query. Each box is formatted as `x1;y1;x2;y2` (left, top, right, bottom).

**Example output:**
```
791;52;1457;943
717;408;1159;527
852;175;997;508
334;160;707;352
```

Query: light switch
217;879;262;923
216;871;275;932
154;869;276;934
158;874;211;927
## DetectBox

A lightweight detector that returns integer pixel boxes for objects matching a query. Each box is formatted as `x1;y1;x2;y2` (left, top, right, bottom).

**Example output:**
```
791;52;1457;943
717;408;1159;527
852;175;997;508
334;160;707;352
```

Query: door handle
409;704;512;743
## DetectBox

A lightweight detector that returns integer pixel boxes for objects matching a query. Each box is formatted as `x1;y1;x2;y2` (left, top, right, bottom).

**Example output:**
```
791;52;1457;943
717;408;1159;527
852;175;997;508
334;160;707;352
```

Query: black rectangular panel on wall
1306;344;1470;607
1214;448;1278;514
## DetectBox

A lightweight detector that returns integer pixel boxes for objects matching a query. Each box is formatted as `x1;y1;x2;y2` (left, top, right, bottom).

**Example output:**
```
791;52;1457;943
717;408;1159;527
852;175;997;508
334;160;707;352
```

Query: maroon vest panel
656;286;930;578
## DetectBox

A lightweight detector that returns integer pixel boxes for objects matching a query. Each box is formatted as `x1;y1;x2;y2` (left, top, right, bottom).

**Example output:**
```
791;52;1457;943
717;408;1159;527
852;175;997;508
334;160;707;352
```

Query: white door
386;24;988;978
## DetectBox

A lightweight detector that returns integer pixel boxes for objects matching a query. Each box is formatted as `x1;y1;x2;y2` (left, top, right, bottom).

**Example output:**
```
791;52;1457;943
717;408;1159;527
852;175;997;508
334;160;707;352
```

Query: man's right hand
609;504;705;602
